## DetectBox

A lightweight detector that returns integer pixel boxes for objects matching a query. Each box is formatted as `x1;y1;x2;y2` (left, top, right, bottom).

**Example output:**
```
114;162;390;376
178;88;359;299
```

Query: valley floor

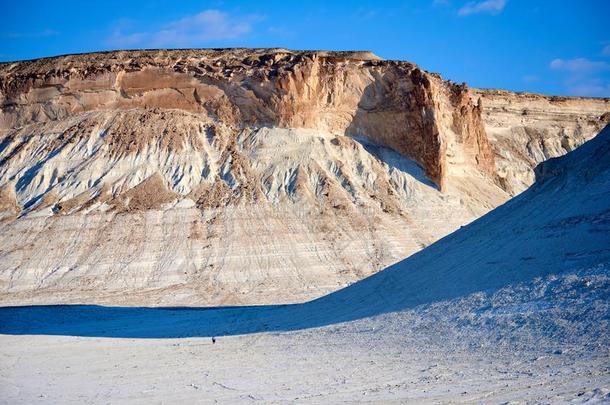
1;332;608;404
2;266;609;404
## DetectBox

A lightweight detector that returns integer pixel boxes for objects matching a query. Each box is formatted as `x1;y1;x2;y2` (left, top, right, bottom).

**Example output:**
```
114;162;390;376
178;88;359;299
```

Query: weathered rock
0;181;19;221
0;49;607;306
472;88;610;194
0;49;494;189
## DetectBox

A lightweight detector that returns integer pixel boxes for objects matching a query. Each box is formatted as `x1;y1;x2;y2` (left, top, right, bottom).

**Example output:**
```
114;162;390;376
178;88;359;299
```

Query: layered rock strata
472;88;610;194
0;49;607;305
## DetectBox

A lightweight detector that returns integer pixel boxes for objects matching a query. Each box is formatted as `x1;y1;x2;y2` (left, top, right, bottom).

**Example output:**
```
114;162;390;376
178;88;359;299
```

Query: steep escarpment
0;48;494;189
472;88;610;194
0;49;507;305
0;48;606;306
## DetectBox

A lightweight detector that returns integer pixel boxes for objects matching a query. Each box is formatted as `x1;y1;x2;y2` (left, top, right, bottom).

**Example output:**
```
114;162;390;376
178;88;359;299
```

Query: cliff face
472;88;610;194
0;49;607;306
0;49;494;189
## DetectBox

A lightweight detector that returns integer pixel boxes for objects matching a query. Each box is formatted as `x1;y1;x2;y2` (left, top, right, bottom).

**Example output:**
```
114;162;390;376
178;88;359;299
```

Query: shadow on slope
1;126;609;338
349;135;437;189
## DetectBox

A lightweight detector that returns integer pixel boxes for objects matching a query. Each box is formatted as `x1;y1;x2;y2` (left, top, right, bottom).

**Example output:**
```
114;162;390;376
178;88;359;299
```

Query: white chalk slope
307;122;610;326
0;123;503;306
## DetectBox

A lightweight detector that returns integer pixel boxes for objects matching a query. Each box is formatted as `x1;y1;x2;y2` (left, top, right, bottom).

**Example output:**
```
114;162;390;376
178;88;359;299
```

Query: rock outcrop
472;88;610;194
0;49;495;190
0;49;608;306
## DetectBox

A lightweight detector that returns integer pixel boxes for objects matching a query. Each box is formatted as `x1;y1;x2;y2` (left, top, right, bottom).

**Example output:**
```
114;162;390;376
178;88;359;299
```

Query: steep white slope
2;124;608;333
309;126;610;324
0;120;503;306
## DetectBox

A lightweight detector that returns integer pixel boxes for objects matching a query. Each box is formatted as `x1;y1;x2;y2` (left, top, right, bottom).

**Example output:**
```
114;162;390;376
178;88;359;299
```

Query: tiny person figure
212;337;216;344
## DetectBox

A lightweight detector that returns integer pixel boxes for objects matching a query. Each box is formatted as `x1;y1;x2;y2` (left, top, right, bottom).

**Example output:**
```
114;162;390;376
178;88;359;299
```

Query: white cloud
550;58;610;73
458;0;506;16
108;10;263;48
550;57;610;97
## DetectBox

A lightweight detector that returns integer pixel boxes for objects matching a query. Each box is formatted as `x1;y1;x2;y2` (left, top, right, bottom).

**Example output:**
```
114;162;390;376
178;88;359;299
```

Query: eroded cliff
0;49;607;305
0;49;495;190
472;88;610;194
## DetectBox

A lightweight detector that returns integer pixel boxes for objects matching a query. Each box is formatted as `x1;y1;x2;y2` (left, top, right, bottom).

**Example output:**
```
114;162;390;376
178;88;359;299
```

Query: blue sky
2;0;609;97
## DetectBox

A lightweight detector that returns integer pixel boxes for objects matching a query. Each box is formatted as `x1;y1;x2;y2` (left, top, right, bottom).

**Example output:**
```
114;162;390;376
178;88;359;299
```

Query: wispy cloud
458;0;506;16
352;8;378;20
550;58;610;73
522;74;539;83
550;57;610;97
602;44;610;57
5;29;59;39
267;25;295;39
107;10;264;48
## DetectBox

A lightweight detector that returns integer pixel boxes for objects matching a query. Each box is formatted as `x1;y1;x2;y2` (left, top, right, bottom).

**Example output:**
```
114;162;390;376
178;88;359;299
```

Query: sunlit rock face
0;49;497;188
472;88;610;195
0;49;607;306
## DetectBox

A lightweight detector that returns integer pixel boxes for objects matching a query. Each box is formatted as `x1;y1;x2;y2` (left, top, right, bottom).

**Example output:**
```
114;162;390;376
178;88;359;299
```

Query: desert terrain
0;49;609;403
